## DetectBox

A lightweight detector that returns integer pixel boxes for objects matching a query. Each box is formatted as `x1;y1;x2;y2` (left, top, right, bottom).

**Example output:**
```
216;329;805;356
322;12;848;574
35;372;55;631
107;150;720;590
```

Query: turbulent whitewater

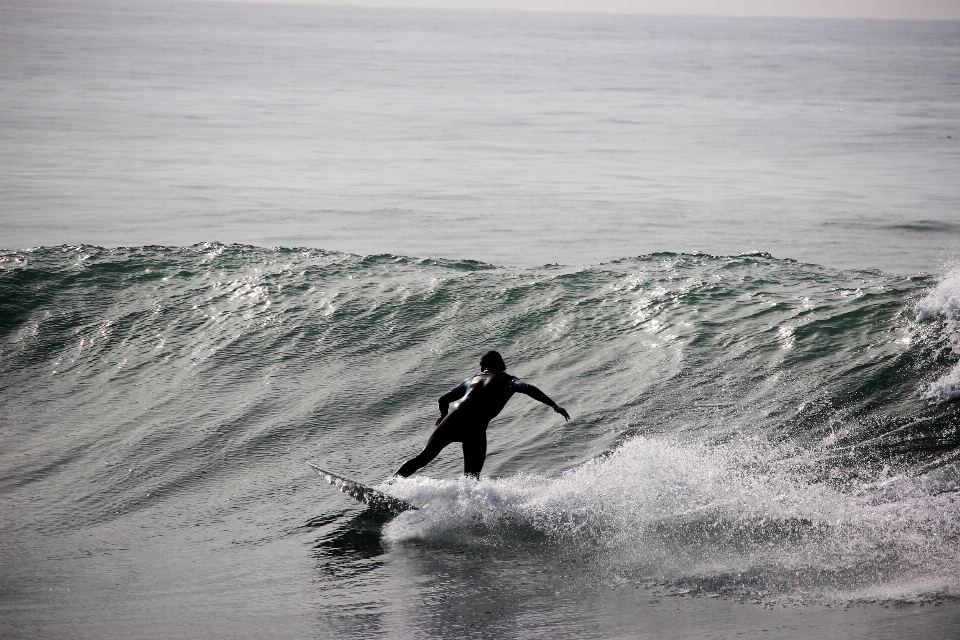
3;244;958;609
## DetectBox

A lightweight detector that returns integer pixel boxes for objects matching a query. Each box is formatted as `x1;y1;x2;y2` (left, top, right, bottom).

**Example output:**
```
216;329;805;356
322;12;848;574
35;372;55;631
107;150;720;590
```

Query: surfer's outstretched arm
508;379;570;421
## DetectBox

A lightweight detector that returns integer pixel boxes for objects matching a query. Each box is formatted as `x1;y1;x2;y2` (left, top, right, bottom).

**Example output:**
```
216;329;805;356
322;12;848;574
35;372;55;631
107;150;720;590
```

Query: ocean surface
2;0;959;272
2;1;960;639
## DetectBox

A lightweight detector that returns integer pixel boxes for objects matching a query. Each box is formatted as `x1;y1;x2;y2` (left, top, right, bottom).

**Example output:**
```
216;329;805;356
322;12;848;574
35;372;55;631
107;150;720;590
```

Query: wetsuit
395;370;560;478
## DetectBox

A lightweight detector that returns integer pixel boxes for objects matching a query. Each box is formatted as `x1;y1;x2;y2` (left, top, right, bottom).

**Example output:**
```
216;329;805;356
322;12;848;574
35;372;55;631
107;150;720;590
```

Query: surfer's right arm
436;379;471;425
505;377;571;421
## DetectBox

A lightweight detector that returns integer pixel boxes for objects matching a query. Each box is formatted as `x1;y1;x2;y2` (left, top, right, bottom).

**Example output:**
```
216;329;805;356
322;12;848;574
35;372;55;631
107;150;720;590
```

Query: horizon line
188;0;960;22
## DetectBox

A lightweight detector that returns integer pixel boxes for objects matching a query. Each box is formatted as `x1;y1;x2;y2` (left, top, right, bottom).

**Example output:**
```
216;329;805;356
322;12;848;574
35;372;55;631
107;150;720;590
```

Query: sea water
2;0;959;272
2;1;960;638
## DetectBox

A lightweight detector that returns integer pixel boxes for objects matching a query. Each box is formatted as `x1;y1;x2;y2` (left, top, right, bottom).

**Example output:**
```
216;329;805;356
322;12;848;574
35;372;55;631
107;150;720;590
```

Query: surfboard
308;463;417;513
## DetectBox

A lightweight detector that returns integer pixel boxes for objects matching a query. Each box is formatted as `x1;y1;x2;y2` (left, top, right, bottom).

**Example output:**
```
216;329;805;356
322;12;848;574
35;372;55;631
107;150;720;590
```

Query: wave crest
916;269;960;401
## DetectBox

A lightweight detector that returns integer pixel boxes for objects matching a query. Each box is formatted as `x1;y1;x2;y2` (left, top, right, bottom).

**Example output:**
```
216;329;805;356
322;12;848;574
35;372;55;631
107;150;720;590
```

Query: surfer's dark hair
479;350;506;372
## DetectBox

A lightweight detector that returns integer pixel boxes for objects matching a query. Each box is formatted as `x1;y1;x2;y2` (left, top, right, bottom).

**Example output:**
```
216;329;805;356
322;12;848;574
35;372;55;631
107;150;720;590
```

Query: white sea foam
915;269;960;401
381;436;960;604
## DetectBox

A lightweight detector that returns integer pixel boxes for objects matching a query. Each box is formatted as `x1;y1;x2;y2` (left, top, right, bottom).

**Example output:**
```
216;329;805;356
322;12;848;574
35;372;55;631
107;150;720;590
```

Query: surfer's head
479;350;506;373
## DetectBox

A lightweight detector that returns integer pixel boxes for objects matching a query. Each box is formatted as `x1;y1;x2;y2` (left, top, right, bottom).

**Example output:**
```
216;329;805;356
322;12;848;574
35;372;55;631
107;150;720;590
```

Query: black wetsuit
395;370;559;478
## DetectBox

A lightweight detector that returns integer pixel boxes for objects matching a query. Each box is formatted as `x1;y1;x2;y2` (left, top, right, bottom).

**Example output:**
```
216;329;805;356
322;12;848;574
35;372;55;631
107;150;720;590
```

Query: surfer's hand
435;414;445;426
554;405;570;421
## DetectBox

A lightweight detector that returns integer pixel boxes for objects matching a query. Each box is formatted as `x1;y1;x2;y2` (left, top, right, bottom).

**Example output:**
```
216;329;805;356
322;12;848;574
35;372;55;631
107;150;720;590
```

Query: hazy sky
203;0;960;21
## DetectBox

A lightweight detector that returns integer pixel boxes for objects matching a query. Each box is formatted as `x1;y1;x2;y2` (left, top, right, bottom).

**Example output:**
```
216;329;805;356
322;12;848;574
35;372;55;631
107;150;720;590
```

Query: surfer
395;350;570;479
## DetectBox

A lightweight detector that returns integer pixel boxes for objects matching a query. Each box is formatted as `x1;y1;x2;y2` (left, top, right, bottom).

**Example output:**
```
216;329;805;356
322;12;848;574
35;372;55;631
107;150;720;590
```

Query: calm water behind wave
2;0;959;271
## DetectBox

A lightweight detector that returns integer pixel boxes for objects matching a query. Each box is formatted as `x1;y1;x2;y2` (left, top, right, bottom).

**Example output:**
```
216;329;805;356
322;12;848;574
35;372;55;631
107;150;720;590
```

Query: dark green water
2;245;959;637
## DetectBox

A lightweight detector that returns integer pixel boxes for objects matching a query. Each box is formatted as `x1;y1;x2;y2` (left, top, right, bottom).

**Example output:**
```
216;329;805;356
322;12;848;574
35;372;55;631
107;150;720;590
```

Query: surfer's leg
395;420;458;477
461;432;487;479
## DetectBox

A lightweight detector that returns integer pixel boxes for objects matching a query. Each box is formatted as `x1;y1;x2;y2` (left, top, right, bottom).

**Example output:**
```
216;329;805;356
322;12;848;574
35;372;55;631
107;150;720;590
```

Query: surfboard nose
309;463;417;513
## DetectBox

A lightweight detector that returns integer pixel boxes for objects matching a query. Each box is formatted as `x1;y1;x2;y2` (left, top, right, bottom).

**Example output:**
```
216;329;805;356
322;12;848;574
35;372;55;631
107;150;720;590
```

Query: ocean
2;1;960;638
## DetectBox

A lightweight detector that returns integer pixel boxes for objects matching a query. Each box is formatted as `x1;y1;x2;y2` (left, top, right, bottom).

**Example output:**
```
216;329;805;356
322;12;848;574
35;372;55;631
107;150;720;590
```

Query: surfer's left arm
436;379;470;425
507;378;570;421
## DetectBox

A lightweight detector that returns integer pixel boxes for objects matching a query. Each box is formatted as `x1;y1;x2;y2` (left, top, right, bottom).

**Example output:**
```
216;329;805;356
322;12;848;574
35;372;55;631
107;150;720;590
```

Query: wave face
2;244;959;605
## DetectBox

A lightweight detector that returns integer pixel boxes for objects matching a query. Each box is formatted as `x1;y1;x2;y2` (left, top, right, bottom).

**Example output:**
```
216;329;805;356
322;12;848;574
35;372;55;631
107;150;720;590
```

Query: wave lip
916;269;960;402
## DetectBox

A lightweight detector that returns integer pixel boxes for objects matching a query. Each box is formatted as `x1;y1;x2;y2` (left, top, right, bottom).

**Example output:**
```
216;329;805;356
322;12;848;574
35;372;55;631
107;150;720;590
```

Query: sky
200;0;960;21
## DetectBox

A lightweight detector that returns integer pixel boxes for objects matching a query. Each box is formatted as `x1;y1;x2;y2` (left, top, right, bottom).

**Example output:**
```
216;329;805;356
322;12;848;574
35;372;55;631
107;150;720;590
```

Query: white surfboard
308;463;417;513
